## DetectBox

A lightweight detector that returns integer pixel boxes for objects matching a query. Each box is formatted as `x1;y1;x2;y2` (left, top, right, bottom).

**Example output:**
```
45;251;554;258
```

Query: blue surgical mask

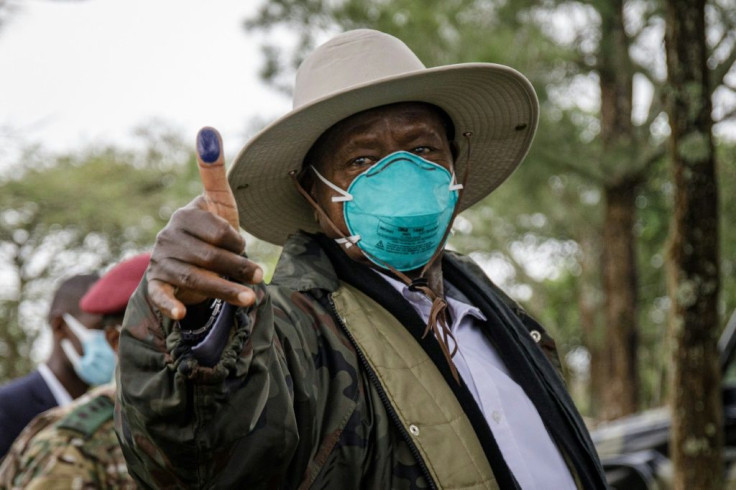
60;313;116;386
312;151;461;271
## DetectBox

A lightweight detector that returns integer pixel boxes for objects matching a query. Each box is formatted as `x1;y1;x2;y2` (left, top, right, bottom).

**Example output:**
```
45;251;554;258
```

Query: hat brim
228;62;539;246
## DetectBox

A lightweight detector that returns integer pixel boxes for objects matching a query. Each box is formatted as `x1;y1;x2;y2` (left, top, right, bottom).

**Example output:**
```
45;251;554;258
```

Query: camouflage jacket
0;383;134;489
117;232;605;489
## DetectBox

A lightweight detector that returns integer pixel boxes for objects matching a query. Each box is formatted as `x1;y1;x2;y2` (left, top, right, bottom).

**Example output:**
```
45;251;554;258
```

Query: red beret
80;253;151;315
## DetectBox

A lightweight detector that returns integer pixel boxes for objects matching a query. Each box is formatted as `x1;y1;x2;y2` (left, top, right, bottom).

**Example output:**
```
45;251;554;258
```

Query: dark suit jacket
0;370;58;458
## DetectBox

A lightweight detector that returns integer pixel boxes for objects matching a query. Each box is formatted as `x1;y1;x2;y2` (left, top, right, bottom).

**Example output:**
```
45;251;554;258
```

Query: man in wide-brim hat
116;29;607;489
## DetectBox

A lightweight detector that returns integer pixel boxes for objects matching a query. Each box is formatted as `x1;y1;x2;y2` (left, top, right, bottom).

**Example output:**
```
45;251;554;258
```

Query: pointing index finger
196;127;240;230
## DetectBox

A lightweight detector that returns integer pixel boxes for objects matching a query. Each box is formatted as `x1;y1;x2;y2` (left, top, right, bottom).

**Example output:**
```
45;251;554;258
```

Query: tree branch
539;148;608;185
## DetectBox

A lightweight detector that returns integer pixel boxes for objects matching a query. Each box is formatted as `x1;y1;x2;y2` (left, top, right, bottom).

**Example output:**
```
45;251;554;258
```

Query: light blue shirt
378;272;576;490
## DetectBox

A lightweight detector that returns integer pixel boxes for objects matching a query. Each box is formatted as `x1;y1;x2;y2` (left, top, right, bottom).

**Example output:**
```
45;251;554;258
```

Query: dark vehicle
591;311;736;489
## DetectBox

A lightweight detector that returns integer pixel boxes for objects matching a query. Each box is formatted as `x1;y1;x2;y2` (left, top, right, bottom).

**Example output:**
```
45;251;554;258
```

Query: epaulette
56;394;114;439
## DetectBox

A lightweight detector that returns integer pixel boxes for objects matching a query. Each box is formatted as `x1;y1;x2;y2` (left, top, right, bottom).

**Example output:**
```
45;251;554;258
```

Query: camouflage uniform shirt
0;383;135;489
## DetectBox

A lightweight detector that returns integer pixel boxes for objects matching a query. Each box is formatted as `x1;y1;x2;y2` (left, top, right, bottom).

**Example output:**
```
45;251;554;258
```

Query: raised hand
196;127;240;230
146;127;263;320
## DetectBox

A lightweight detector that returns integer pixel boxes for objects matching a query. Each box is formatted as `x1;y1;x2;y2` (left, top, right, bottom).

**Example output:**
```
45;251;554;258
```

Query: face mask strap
60;338;82;372
290;169;353;241
310;166;353;202
62;312;93;342
290;169;423;277
291;169;406;270
335;236;361;249
449;170;463;191
59;313;96;377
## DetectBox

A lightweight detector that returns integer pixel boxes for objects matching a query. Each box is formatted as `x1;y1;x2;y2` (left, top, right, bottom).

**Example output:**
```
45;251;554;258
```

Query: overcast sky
0;0;292;158
0;1;298;361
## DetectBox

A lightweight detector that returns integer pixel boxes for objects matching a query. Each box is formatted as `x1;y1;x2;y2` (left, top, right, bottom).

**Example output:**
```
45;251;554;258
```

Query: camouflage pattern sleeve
0;409;57;488
0;396;132;490
115;276;349;488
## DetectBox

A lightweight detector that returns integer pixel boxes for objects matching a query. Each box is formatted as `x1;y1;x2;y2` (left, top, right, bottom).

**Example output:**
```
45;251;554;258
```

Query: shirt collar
37;363;74;407
376;271;486;331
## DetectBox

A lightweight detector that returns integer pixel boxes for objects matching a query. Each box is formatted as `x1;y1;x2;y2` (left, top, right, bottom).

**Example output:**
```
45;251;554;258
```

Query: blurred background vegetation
1;0;734;428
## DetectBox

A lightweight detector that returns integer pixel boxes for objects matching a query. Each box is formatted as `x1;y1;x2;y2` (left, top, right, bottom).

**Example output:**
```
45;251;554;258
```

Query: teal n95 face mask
312;151;462;271
60;313;116;386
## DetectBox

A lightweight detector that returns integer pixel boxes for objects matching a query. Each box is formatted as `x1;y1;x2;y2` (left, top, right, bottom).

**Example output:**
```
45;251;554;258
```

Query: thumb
196;127;240;230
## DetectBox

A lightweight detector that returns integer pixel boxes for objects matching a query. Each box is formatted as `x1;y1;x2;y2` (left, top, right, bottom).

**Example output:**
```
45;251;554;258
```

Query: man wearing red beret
0;253;149;489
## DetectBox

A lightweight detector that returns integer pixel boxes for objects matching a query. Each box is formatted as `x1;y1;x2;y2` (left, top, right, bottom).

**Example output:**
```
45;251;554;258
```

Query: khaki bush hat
229;29;539;245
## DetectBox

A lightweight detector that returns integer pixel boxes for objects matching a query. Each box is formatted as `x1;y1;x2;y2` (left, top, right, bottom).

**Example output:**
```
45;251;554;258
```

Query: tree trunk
597;0;639;420
664;0;723;488
601;182;640;419
577;231;605;417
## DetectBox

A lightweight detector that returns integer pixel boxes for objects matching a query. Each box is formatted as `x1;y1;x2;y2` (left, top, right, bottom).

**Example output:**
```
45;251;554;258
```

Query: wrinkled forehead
331;101;453;137
304;102;454;166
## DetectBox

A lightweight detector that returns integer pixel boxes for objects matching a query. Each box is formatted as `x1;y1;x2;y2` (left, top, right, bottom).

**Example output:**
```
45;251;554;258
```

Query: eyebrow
349;117;443;142
340;132;382;149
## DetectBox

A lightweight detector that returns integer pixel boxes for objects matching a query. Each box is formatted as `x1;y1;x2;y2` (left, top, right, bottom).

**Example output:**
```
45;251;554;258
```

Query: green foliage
0;135;199;382
4;154;183;239
246;0;579;95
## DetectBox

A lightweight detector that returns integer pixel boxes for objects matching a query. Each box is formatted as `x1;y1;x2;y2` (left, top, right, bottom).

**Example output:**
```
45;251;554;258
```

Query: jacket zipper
326;294;438;490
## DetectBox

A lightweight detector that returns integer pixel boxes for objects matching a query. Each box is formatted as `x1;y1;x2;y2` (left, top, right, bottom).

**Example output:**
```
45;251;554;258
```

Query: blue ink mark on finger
197;128;220;164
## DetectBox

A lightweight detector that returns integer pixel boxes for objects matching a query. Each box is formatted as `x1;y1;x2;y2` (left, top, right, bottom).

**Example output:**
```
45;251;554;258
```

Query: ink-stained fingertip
197;127;221;164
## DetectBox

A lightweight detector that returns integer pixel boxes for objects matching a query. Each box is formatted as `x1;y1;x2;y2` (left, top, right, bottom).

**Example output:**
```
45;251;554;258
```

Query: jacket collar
271;231;467;294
